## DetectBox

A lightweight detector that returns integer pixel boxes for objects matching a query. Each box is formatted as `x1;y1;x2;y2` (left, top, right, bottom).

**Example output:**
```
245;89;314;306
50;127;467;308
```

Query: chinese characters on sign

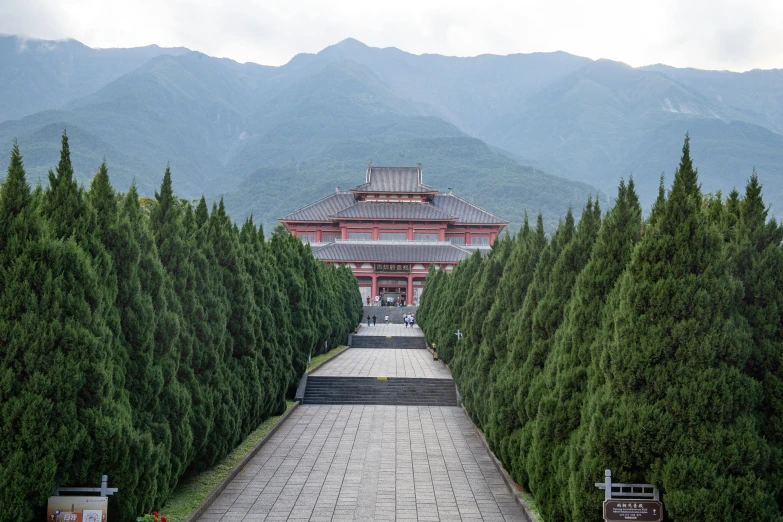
47;496;108;522
603;500;662;521
375;263;411;273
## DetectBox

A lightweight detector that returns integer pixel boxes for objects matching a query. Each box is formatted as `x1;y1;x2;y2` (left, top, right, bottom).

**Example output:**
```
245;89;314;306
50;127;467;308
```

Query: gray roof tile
331;202;455;220
312;242;471;263
352;166;435;193
432;193;509;224
282;192;355;221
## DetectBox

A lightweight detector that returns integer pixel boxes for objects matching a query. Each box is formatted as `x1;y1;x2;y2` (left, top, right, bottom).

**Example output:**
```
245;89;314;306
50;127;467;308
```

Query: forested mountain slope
3;36;783;230
0;47;598;231
0;35;188;121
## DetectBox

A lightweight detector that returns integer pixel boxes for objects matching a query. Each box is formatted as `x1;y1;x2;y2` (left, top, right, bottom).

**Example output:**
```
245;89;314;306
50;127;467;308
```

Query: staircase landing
311;348;449;379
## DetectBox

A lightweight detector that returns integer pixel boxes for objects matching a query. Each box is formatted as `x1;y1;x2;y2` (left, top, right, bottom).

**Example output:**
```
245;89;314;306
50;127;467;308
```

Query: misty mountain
293;40;783;212
2;36;783;230
0;35;188;122
0;45;596;231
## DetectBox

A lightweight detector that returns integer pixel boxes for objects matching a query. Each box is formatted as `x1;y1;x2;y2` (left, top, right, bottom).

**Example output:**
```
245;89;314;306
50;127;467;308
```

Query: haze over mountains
2;34;782;231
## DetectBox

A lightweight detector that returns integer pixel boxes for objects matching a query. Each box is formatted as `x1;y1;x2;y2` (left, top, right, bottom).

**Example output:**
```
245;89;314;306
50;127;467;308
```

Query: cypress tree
0;143;114;520
452;236;513;422
531;180;642;521
578;136;780;520
489;210;575;483
729;172;783;507
521;198;602;516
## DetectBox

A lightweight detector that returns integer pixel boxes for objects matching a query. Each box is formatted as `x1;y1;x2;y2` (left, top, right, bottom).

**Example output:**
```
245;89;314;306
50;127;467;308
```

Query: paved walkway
197;405;528;521
355;324;424;337
311;349;451;379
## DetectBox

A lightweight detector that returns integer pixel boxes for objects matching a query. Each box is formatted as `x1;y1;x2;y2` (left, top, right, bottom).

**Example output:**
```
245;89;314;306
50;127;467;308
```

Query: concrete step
350;336;427;349
303;376;458;406
362;306;418;324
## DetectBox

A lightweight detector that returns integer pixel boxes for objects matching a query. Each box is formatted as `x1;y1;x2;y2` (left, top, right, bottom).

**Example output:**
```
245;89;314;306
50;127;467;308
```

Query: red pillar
371;273;378;304
407;225;414;241
407;275;414;307
341;226;348;240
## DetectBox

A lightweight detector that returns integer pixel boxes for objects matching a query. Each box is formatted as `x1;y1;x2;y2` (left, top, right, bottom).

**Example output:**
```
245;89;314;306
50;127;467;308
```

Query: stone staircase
351;336;427;349
362;306;418;324
302;376;458;406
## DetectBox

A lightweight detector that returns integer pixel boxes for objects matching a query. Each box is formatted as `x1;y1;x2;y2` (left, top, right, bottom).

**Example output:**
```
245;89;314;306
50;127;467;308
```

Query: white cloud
1;0;781;71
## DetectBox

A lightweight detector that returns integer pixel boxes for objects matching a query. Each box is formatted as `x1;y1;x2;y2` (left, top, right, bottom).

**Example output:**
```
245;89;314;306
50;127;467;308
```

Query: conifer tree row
0;133;363;522
418;135;783;521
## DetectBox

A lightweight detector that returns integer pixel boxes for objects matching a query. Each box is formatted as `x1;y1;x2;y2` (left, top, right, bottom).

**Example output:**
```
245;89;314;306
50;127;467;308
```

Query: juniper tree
453;236;513;422
0;143;116;521
520;198;602;517
528;180;642;521
576;136;780;521
729;173;783;507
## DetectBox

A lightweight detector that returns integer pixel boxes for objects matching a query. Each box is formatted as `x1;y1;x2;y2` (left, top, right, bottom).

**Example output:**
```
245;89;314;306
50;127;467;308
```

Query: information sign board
604;500;662;521
47;496;108;522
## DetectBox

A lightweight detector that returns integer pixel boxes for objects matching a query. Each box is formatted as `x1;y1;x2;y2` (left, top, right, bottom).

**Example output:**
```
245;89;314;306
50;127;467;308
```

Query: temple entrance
379;286;406;306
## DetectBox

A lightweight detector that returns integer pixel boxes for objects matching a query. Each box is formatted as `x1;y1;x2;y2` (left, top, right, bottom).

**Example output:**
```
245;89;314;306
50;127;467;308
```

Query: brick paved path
197;405;528;521
311;349;450;380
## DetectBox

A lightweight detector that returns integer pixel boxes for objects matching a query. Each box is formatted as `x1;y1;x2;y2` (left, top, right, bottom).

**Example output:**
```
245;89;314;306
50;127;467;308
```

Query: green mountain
0;46;599;232
287;41;783;213
0;35;188;122
4;36;783;230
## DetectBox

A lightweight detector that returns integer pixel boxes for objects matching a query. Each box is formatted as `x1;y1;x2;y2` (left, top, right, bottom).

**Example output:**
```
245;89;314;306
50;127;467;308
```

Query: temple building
279;165;508;305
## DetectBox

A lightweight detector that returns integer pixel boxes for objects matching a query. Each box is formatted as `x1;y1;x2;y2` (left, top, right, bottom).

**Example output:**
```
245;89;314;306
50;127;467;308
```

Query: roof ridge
438;192;509;223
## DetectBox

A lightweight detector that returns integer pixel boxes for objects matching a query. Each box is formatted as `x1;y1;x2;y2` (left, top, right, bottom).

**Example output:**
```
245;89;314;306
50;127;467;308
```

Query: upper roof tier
351;165;436;193
280;165;509;225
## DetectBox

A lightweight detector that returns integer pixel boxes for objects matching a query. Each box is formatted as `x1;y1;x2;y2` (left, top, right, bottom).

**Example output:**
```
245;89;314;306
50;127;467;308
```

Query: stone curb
181;402;300;522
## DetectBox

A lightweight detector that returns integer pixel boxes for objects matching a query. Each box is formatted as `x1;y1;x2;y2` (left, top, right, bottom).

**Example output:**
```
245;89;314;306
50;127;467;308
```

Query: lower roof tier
311;241;479;263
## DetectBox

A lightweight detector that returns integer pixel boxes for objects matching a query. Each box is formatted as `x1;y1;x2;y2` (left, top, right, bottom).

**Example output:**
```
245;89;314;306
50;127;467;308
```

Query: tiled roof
352;166;436;193
331;202;455;221
432;193;509;224
312;242;471;263
282;192;355;222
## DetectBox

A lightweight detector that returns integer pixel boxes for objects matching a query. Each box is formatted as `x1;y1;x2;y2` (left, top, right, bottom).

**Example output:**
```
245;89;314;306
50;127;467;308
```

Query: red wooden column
406;274;414;306
371;273;379;303
341;226;348;240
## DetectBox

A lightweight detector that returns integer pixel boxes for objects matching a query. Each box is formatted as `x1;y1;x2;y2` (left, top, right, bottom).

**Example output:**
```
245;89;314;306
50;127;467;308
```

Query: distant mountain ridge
1;36;782;230
0;35;189;121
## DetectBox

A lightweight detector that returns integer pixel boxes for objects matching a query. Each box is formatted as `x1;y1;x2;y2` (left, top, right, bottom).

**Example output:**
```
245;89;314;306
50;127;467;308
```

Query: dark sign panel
604;500;662;521
375;263;411;273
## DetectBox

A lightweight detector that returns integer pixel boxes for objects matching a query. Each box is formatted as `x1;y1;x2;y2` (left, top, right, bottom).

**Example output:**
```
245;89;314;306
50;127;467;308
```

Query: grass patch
521;491;544;521
162;401;296;522
308;345;348;370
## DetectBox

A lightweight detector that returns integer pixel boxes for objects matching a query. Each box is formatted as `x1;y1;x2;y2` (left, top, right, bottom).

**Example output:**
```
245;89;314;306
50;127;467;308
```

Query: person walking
385;314;389;324
403;314;408;328
367;315;371;327
372;314;377;326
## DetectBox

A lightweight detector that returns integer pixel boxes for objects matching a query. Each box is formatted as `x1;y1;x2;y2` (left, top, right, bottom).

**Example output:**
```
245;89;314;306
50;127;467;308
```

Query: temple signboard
375;263;411;273
603;500;662;521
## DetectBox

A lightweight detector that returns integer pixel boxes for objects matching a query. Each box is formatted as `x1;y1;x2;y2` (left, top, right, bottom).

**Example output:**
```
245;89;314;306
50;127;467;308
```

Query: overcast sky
2;0;782;71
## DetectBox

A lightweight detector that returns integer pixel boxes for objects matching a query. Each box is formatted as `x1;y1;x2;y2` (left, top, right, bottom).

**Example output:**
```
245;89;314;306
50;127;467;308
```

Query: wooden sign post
596;469;662;522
